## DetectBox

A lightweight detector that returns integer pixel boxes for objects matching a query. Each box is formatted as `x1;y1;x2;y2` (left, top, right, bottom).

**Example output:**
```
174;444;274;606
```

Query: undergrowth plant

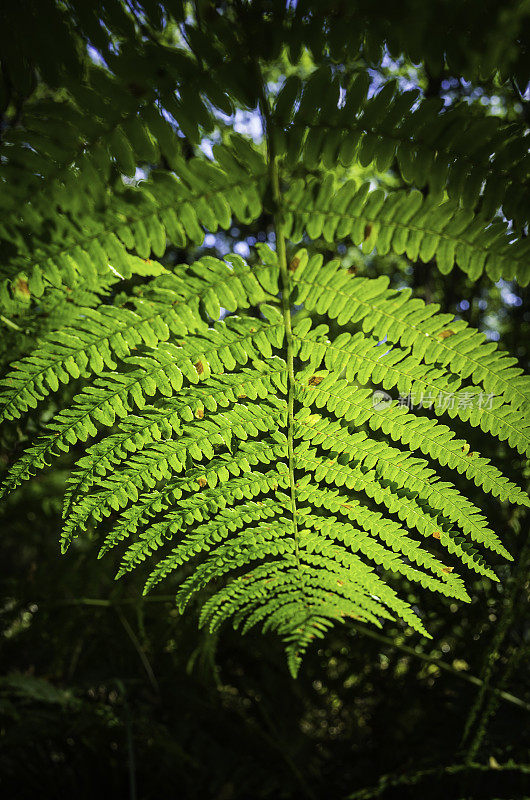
0;0;529;676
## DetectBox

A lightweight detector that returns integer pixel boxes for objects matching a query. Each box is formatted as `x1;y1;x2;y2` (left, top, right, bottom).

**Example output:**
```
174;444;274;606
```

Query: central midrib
256;63;307;608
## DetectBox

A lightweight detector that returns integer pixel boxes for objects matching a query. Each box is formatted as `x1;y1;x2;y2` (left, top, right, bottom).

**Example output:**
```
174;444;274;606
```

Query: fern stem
274;174;301;566
255;62;303;580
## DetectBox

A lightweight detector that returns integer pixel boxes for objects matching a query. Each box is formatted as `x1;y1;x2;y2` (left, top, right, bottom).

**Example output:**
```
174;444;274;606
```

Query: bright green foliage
1;0;529;676
283;175;530;283
2;246;528;674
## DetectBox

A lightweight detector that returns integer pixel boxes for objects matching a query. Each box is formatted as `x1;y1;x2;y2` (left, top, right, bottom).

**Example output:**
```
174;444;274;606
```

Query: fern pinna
1;1;529;676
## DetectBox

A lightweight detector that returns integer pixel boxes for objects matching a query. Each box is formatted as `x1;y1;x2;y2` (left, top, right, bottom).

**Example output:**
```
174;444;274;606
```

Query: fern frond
0;254;277;422
2;138;267;297
2;8;529;678
118;494;284;579
0;41;233;220
294;408;509;560
283;177;530;284
297;376;529;506
62;403;284;542
291;251;530;409
296;449;499;582
63;361;287;515
277;70;530;225
3;221;528;678
1;308;284;495
3;240;528;675
293;321;530;456
287;1;529;86
296;489;469;596
119;465;290;576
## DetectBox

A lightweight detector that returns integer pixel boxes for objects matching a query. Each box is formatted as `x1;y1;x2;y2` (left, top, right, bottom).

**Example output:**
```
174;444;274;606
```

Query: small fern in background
0;0;528;677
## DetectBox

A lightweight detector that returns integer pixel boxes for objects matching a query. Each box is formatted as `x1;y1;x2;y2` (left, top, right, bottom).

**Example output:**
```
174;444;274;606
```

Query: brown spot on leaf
363;224;373;240
308;375;323;386
432;531;441;539
195;407;204;419
197;476;207;488
289;256;300;272
237;392;247;399
439;329;456;340
347;265;357;275
442;566;454;574
13;278;30;299
195;360;204;375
